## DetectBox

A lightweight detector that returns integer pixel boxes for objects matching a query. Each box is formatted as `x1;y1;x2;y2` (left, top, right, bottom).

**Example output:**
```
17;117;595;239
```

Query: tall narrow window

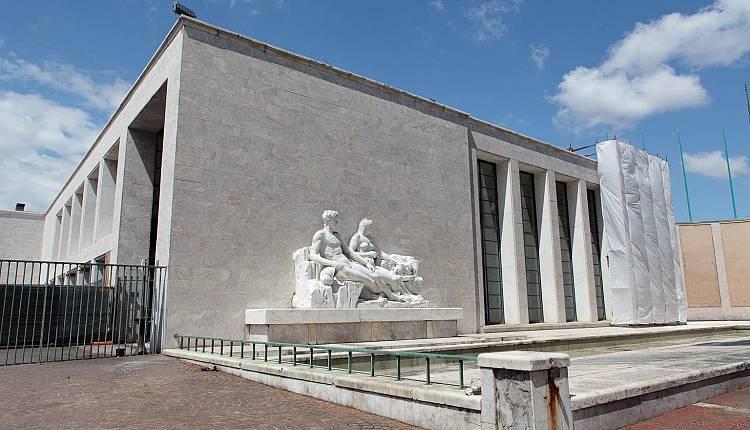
587;189;606;320
520;172;543;323
478;160;504;325
556;181;576;322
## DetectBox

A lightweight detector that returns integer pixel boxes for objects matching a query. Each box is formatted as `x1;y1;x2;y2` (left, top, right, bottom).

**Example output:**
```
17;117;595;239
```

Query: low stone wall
245;308;462;344
678;219;750;320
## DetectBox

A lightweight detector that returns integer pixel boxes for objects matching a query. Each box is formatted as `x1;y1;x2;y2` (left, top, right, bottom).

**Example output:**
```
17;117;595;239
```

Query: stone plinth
479;351;572;430
245;308;463;344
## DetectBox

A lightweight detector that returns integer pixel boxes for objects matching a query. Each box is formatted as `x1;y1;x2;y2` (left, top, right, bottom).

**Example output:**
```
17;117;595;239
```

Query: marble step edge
570;360;750;411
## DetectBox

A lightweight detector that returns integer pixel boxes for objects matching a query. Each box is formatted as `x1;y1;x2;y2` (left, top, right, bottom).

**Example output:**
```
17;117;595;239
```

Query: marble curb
478;351;570;371
163;348;480;411
245;308;464;325
571;360;750;411
347;323;750;355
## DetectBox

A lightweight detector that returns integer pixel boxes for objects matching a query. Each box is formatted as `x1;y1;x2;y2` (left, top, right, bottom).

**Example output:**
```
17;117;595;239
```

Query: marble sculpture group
292;210;427;309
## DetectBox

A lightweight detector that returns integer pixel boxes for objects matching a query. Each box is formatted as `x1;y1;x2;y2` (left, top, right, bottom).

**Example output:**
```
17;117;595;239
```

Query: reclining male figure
308;210;403;302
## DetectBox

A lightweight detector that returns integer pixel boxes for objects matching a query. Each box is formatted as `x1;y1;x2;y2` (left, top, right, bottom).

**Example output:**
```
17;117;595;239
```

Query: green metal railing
173;334;477;388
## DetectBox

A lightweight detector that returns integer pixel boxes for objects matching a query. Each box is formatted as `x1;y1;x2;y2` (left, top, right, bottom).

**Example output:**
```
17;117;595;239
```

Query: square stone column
498;159;528;324
535;170;566;323
568;180;598;322
479;351;573;430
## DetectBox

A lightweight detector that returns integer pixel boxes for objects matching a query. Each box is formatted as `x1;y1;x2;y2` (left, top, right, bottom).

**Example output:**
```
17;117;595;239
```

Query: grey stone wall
0;210;44;261
116;129;157;265
0;210;44;283
166;26;479;339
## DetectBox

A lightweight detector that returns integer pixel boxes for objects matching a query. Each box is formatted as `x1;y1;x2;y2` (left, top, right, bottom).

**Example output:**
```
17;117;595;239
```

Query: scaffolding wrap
596;140;687;325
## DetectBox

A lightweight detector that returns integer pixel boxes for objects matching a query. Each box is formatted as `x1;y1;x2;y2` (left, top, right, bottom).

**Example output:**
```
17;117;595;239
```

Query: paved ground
0;355;417;430
622;387;750;429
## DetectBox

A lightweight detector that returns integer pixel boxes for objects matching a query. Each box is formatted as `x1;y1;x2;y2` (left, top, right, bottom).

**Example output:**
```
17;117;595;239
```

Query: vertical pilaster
58;203;71;259
711;223;731;312
535;170;566;323
92;159;106;242
568;180;598;322
67;192;83;258
80;174;98;250
499;159;528;324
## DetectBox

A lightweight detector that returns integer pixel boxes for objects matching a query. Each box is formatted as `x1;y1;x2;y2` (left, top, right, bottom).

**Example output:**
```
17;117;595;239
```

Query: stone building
4;17;609;341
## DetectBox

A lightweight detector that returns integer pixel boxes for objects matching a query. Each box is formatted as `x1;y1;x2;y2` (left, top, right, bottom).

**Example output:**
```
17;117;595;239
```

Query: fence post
478;351;572;430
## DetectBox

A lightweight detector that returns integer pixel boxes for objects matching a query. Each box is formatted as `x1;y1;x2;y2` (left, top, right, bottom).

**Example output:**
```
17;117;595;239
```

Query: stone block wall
0;210;44;261
166;25;478;340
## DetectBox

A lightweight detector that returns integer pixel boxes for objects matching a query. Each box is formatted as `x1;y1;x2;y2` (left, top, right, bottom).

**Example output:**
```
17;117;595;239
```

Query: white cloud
552;0;750;130
554;65;708;130
684;150;749;179
0;55;129;111
465;0;522;41
0;92;98;211
530;45;549;70
430;0;444;12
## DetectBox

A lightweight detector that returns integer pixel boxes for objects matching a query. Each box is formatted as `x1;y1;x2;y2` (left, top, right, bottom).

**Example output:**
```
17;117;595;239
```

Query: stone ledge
163;348;481;412
245;308;464;325
571;360;750;411
478;351;570;371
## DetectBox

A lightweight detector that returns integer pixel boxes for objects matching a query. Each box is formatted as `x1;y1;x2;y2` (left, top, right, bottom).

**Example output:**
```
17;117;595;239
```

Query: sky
0;0;748;222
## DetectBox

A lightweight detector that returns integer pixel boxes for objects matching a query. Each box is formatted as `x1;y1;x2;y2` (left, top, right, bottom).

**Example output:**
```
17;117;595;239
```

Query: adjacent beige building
679;219;750;320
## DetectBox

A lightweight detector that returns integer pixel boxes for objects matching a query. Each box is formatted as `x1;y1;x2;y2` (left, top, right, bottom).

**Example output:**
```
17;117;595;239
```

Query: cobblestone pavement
622;386;750;430
0;355;418;430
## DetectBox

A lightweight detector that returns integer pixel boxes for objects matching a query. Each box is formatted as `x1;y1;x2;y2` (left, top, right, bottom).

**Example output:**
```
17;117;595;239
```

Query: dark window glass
478;160;504;325
520;172;543;323
556;181;576;322
587;189;606;320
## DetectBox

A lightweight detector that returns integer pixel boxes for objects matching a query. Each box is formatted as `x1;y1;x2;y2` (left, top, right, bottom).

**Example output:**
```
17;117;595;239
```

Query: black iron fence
0;260;167;365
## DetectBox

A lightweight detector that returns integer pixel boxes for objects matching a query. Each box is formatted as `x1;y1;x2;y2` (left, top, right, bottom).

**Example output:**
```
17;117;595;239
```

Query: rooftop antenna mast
640;130;646;151
677;130;693;222
721;124;738;219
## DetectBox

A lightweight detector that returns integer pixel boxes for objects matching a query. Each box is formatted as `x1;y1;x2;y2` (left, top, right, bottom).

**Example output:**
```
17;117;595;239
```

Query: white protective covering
596;140;636;324
621;144;651;324
636;149;660;324
648;156;669;323
596;140;685;325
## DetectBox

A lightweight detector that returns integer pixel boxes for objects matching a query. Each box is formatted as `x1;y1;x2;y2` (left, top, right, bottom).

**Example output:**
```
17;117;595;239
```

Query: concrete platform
569;338;750;429
164;333;750;430
421;334;750;430
245;308;463;344
329;320;750;356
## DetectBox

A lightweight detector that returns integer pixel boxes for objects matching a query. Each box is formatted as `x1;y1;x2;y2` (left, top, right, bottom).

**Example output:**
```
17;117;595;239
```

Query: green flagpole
677;130;693;222
721;124;738;219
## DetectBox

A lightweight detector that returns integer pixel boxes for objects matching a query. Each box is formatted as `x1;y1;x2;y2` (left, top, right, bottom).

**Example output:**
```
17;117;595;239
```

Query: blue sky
0;0;748;221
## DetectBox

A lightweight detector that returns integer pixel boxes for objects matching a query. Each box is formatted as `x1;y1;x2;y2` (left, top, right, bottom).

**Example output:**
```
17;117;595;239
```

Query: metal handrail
174;333;476;388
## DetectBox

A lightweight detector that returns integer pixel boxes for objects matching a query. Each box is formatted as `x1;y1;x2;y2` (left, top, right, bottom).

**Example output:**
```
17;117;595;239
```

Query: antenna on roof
173;2;197;19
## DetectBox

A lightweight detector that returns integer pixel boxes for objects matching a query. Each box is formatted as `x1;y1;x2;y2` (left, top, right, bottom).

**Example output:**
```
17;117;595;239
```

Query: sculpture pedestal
245;308;463;344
